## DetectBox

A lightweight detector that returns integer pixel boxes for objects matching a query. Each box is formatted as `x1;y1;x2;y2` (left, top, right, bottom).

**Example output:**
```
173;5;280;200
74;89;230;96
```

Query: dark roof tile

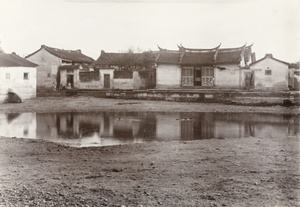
181;51;216;65
26;45;94;63
156;51;182;64
0;53;38;67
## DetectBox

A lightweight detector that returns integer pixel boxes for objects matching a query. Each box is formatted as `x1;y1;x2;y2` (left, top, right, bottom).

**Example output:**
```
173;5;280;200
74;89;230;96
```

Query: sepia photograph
0;0;299;206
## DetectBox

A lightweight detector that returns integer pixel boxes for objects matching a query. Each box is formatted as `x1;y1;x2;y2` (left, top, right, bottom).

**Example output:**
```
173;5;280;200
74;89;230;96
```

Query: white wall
26;48;61;89
0;66;37;103
250;57;289;90
214;64;241;88
156;64;181;88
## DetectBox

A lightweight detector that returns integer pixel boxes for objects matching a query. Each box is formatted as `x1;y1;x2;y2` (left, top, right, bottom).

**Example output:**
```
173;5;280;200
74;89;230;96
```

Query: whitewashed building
25;45;94;90
155;44;254;89
249;54;290;91
0;52;37;103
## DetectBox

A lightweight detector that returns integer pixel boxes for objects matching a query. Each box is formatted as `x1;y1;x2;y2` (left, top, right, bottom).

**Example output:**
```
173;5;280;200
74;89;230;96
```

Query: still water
0;112;298;147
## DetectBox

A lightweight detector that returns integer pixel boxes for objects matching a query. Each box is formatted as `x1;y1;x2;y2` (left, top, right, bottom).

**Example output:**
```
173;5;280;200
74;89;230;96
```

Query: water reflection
0;112;298;147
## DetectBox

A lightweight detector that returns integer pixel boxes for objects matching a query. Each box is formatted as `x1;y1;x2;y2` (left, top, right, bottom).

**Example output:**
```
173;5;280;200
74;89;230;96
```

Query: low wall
58;89;299;105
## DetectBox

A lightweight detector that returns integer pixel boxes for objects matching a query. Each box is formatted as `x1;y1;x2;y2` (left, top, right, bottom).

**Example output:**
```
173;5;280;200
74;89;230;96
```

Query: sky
0;0;299;62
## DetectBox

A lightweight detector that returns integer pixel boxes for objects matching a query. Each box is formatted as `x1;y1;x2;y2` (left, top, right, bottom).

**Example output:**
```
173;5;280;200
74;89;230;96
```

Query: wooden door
244;71;254;88
104;74;110;88
201;67;214;86
182;67;194;86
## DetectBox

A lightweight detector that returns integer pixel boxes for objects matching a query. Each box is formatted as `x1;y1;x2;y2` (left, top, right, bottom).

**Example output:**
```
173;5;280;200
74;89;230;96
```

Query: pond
0;112;298;147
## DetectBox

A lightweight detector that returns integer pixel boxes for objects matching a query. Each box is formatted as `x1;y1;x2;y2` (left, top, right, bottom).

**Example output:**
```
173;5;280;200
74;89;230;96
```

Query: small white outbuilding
0;51;38;103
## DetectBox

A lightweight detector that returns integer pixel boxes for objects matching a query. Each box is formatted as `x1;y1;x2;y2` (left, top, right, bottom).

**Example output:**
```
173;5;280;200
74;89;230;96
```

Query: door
66;74;74;88
104;74;110;88
182;67;194;86
201;67;214;86
244;71;254;89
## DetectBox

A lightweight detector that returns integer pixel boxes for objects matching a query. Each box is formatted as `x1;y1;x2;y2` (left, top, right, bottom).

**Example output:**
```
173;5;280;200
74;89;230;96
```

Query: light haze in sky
0;0;299;62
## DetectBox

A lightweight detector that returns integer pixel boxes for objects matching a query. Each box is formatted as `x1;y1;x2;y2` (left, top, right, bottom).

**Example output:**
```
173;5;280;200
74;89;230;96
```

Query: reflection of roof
26;45;94;63
0;53;38;67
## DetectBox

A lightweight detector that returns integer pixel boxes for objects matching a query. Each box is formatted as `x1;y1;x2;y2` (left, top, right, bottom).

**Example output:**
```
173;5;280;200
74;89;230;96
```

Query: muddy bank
0;135;299;207
0;96;299;114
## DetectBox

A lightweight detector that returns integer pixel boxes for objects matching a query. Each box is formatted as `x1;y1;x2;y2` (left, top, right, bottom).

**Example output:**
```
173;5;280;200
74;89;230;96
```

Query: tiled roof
95;51;156;67
216;45;252;64
250;54;289;66
156;51;182;64
181;51;216;65
0;53;38;67
26;45;94;63
216;49;242;63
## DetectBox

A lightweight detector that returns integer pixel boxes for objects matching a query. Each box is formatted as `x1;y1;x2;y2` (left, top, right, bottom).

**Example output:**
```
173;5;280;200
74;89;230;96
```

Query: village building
249;54;290;91
0;50;37;103
25;45;94;90
94;50;157;89
155;44;254;89
288;62;299;90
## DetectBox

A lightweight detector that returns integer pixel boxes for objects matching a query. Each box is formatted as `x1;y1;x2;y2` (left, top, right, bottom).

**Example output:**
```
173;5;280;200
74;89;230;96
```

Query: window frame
23;72;29;80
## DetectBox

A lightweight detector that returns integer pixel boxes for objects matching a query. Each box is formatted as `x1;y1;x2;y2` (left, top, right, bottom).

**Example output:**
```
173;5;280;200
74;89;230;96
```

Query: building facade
155;44;254;89
25;45;94;90
0;52;37;103
249;54;290;91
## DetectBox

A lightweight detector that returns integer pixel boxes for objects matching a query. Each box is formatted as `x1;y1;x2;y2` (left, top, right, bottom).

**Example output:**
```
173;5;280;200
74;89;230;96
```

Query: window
23;72;29;80
51;66;57;74
6;73;10;79
265;69;272;75
47;73;51;77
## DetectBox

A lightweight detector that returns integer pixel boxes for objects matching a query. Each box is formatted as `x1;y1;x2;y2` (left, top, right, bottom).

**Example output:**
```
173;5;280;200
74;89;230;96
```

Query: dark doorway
104;74;110;88
244;71;254;89
67;74;74;88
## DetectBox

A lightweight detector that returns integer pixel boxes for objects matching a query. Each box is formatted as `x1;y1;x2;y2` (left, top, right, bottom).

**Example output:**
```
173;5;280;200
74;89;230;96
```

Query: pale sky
0;0;299;62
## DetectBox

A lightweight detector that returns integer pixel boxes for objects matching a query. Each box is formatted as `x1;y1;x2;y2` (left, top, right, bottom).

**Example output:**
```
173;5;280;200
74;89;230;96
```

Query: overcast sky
0;0;299;62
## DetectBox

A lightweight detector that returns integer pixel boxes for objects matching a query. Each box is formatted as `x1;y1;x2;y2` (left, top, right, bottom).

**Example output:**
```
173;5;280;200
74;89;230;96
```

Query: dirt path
0;96;299;114
0;97;299;206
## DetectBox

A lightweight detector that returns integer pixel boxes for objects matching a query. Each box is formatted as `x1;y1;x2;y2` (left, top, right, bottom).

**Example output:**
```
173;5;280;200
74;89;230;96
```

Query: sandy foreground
0;96;299;207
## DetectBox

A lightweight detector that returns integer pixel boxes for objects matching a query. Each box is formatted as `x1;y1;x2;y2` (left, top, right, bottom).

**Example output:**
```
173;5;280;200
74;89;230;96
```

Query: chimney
77;49;81;53
265;54;273;58
251;52;256;62
12;52;17;55
101;50;105;55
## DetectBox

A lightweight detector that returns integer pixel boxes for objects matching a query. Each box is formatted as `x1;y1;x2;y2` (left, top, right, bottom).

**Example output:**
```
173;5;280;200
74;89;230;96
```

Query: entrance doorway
67;74;74;88
104;74;110;88
182;67;194;86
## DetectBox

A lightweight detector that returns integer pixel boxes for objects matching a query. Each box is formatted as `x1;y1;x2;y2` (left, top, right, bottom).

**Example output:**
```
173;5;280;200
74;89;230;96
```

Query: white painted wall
26;48;60;89
156;64;181;88
214;64;241;88
250;57;289;90
0;66;36;103
99;69;114;89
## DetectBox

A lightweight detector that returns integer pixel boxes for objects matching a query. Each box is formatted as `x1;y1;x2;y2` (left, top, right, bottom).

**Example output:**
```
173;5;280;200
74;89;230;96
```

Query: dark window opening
23;73;29;80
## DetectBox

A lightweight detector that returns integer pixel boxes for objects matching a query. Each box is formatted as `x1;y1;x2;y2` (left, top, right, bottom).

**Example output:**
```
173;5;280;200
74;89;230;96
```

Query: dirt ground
0;96;299;207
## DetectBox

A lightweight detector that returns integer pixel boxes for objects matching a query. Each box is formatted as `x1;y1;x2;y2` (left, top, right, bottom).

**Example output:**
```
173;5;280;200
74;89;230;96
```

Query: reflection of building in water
156;112;299;140
37;113;101;139
4;111;297;145
0;113;36;138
